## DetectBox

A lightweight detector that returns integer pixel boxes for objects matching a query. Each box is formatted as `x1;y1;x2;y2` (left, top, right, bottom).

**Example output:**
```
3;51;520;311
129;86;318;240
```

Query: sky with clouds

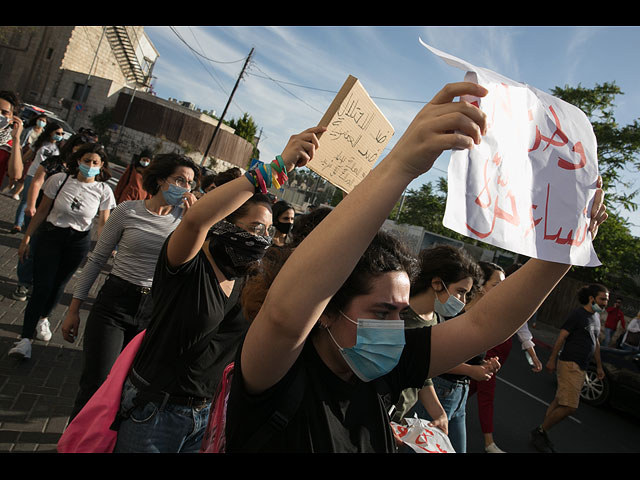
143;26;640;236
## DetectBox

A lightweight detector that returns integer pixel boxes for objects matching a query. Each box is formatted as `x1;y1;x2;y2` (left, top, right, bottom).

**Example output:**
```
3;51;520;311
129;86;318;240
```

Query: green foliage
391;179;466;242
551;82;640;214
551;82;640;294
228;113;260;160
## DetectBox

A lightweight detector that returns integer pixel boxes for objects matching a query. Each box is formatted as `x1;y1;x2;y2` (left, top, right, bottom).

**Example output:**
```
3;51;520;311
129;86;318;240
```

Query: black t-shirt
225;327;432;453
559;307;600;370
131;236;248;399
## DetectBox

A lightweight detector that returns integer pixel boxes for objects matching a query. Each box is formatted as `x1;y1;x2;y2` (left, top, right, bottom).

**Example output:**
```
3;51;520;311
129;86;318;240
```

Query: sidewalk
0;191;109;452
0;189;562;453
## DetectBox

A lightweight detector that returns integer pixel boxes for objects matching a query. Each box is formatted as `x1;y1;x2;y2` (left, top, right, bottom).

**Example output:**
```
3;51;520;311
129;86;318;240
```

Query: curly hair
411;244;483;297
241;229;418;323
141;153;200;195
66;143;111;182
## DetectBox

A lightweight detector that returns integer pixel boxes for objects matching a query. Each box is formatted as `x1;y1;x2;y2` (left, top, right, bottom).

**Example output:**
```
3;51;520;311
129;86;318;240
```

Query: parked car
19;103;76;140
581;346;640;418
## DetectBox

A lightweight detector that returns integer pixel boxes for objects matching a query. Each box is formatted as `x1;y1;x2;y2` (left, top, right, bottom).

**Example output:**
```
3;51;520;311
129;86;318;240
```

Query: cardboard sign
309;75;394;193
420;40;601;267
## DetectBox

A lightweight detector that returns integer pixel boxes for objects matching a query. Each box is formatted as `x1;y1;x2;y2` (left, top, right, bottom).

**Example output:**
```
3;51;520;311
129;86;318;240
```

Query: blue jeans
113;378;211;453
14;174;33;229
408;376;469;453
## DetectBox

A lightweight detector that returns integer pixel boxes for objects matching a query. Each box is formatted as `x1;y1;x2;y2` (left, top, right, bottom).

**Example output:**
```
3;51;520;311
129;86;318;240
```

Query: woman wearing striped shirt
62;153;199;419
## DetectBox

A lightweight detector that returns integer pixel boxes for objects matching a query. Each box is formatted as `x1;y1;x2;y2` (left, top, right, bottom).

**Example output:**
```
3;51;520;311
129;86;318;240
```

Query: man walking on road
530;283;608;453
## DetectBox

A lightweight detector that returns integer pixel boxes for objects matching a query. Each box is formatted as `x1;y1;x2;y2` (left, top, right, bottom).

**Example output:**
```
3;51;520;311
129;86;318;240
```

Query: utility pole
201;47;254;166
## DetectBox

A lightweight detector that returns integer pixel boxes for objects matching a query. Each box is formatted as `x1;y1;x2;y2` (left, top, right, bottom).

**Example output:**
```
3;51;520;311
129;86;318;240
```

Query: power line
246;71;428;105
169;27;247;64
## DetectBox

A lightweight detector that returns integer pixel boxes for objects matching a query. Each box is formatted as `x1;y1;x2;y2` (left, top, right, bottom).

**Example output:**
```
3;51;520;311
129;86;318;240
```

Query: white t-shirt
27;142;59;177
43;172;116;232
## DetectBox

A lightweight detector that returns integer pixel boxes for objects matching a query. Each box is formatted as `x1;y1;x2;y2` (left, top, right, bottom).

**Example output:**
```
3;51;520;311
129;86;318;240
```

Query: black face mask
208;221;271;279
274;221;293;235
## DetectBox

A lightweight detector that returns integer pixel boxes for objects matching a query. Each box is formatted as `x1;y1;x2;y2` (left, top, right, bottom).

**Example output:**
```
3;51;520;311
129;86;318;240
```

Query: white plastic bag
390;417;455;453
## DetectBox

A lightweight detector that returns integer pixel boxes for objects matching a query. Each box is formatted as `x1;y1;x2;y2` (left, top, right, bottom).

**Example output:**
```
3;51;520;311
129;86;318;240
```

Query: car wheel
580;368;610;406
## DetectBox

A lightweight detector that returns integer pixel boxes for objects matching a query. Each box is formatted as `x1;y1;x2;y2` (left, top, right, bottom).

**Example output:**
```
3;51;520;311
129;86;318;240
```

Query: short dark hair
411;244;482;296
577;284;608;305
0;90;21;115
325;230;418;317
141;153;200;195
478;261;505;285
66;143;111;182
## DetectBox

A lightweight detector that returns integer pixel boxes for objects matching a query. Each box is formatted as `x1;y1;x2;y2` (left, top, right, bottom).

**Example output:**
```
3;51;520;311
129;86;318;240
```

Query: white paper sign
390;418;455;453
420;39;601;267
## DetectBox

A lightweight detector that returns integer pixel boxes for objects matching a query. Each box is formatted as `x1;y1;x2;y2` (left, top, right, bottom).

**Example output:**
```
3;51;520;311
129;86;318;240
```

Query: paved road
0;172;566;453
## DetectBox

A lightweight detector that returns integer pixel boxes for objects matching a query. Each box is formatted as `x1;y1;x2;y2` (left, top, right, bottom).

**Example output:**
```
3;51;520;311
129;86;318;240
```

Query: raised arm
8;116;23;180
240;82;490;394
166;126;325;268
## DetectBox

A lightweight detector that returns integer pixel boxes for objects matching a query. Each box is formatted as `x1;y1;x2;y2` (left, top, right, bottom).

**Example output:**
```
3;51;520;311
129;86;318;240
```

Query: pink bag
200;362;234;453
57;330;146;453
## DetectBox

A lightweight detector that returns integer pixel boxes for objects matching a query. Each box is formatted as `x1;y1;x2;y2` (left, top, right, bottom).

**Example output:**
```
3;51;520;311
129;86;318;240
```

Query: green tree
228;113;260;161
551;83;640;294
551;82;640;213
391;179;466;242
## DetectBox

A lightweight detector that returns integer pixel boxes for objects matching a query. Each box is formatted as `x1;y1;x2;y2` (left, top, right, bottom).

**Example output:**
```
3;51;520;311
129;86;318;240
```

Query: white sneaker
485;442;506;453
36;318;52;342
8;338;32;360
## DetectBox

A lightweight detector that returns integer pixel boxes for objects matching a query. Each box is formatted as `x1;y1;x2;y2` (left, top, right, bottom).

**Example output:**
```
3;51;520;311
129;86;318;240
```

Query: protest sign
309;75;394;193
420;40;601;267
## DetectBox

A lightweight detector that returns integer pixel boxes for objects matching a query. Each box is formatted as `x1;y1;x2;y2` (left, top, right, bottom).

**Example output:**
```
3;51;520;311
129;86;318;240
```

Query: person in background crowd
619;312;640;352
111;127;322;453
114;148;153;203
223;81;608;453
0;91;24;197
466;261;542;453
197;167;242;198
11;121;64;233
63;153;199;420
603;297;625;347
2;113;46;199
396;246;499;454
12;133;96;302
8;143;116;361
271;200;295;247
530;283;609;453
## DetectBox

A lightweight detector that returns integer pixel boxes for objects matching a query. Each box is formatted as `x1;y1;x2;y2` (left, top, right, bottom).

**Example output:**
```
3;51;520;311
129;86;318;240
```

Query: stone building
0;26;253;170
0;26;156;131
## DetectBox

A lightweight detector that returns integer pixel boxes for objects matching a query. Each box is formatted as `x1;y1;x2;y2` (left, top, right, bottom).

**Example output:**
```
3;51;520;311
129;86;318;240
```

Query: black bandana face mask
208;221;271;279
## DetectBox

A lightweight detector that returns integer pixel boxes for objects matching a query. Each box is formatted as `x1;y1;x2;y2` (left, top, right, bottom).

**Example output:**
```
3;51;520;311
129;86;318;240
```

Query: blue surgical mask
79;163;101;178
591;303;604;314
37;120;46;128
53;134;64;142
139;160;150;167
434;283;465;318
162;182;188;206
325;310;405;382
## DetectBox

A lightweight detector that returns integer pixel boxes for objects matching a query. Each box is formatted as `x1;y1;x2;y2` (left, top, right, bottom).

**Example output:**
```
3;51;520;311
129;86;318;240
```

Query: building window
45;48;54;60
72;83;91;103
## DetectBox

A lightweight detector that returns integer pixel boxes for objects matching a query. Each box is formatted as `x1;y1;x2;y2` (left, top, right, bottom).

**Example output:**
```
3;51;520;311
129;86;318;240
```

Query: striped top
73;200;184;301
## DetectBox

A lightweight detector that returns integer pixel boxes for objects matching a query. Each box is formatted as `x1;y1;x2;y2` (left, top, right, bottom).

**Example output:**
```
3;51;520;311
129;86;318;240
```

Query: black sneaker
530;427;557;453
